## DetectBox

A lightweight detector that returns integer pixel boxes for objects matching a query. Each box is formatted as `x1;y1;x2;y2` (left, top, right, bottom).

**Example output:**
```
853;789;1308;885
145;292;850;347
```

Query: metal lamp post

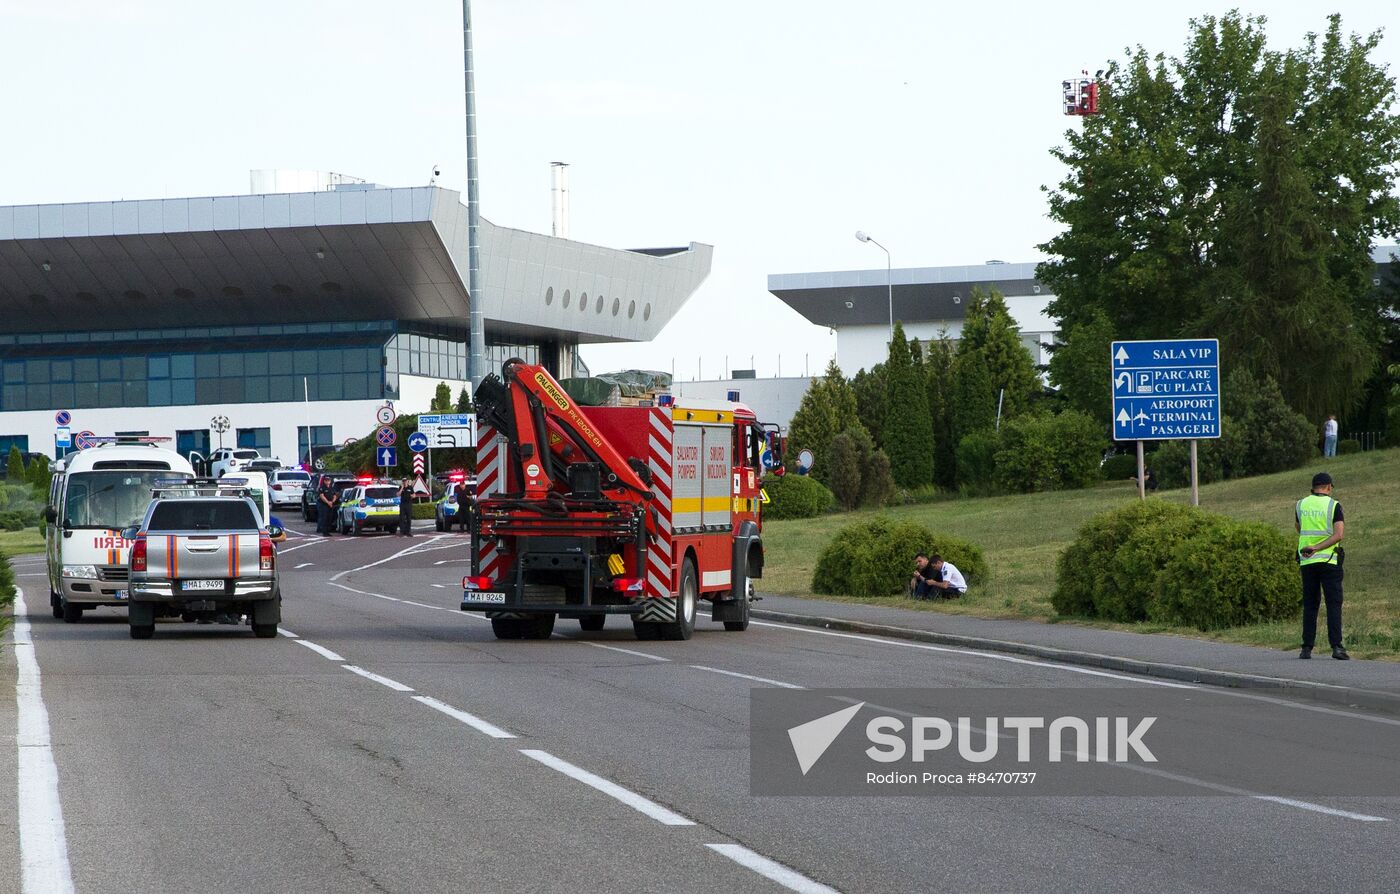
855;231;893;340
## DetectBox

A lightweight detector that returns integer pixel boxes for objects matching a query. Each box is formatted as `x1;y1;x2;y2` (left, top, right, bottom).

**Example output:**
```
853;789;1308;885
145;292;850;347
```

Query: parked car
269;469;311;509
336;482;402;535
208;447;262;478
123;479;282;639
245;458;283;476
301;471;355;521
434;477;475;531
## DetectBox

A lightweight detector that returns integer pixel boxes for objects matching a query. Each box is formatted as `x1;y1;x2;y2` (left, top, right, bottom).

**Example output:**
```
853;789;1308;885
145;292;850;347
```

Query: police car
335;481;403;535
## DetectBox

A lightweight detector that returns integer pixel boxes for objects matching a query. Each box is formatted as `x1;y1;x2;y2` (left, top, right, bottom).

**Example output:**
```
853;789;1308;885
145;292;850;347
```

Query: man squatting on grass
910;553;967;600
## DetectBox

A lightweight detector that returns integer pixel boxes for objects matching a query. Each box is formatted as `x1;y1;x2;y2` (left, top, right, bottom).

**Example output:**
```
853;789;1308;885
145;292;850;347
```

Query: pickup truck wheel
252;623;278;638
659;559;697;641
61;600;84;623
128;603;155;638
578;614;606;632
129;624;154;639
491;618;524;639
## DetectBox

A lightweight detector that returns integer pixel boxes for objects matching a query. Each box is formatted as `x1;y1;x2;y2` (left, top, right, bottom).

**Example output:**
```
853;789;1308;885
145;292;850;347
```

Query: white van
45;440;194;622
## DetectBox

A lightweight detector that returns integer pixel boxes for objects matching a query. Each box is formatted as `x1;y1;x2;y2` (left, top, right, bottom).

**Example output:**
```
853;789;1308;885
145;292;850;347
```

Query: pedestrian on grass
1297;471;1348;660
398;479;414;537
925;555;967;599
1323;415;1339;458
909;553;939;600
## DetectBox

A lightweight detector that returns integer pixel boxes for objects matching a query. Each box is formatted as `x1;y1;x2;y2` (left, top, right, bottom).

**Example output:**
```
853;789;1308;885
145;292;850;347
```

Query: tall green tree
882;323;935;488
455;386;474;413
1039;12;1400;420
926;332;958;488
1047;311;1116;426
431;382;453;413
851;365;887;448
787;360;860;486
5;446;24;482
957;287;1040;419
952;351;997;447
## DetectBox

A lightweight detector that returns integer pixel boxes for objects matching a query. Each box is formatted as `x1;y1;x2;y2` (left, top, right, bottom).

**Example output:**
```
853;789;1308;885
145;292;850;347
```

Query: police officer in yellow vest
1296;472;1348;660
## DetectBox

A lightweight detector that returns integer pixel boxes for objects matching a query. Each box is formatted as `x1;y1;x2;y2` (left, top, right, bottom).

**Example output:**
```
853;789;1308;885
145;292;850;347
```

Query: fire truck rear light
610;577;644;593
463;575;492;590
259;534;274;570
131;536;147;572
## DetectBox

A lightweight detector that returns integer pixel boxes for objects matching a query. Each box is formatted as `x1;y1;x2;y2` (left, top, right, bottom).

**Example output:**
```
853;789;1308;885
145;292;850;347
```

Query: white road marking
12;588;77;894
520;749;695;826
400;600;446;611
434;559;470;565
16;573;47;577
277;539;333;555
277;628;299;638
749;619;1197;689
690;664;804;689
342;665;415;692
329;533;450;580
430;583;447;588
331;581;489;621
413;695;516;739
330;582;402;602
579;641;671;662
706;844;841;894
294;562;315;569
295;640;345;661
1253;796;1388;822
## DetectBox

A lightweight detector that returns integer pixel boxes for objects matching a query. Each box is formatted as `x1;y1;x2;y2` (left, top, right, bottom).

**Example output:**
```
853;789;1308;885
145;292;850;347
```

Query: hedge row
763;474;836;520
1051;501;1297;630
812;516;987;597
0;552;14;611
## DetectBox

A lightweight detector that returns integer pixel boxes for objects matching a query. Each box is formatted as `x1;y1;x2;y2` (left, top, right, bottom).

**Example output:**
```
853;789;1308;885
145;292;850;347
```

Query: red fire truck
461;360;779;641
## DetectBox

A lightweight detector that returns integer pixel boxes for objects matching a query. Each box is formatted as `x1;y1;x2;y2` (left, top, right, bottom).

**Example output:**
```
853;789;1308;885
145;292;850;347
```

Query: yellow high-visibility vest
1296;494;1339;566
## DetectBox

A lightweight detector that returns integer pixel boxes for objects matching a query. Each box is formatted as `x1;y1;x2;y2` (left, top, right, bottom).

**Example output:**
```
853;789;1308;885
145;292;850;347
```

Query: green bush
411;502;437;520
1100;452;1138;480
1151;519;1297;630
827;432;863;511
1052;503;1209;621
1101;503;1213;621
860;449;896;509
956;430;1000;491
762;474;836;520
812;516;986;597
0;510;32;532
1151;416;1247;488
0;551;14;610
890;484;940;506
1337;439;1361;455
1224;369;1315;476
994;410;1104;493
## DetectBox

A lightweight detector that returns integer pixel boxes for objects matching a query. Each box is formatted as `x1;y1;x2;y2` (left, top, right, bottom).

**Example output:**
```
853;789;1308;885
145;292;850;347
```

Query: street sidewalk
753;593;1400;713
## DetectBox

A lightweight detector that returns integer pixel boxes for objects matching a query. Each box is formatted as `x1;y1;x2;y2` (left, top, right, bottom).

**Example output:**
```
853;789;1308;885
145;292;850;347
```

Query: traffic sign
1111;339;1220;441
376;404;397;426
407;432;429;453
412;454;425;475
75;430;97;450
376;426;397;447
417;413;476;448
55;410;71;426
343;437;358;447
55;426;71;449
376;446;398;467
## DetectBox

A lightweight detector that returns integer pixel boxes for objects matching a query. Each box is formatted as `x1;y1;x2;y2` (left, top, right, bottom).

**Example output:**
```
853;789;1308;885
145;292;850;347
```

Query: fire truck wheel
660;559;698;641
522;614;556;639
724;555;754;632
578;614;606;632
632;621;660;640
491;618;525;639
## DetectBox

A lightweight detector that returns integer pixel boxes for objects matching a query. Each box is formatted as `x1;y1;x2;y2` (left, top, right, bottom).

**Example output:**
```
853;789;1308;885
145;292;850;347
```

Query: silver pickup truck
125;486;282;639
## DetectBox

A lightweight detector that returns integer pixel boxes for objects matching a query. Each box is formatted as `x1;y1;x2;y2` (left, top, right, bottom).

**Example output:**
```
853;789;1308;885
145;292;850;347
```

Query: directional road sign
55;410;71;426
417;413;475;448
376;426;397;447
1111;339;1220;441
376;446;398;467
407;432;429;453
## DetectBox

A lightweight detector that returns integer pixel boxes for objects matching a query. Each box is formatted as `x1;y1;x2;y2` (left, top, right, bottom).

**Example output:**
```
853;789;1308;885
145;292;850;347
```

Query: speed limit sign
376;404;397;426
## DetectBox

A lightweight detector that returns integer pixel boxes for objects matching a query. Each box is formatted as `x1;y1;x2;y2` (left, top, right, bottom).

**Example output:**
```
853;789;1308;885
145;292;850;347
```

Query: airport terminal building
0;183;711;462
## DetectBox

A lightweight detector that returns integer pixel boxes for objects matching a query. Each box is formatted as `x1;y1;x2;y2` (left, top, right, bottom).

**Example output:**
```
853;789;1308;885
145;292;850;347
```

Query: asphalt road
5;517;1400;894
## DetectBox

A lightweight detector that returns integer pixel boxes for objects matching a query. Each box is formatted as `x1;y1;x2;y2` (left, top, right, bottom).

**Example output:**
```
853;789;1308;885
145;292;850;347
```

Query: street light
855;231;893;340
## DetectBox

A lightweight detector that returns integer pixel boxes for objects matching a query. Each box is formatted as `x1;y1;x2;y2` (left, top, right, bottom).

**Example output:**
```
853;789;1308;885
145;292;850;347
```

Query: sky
1;0;1395;380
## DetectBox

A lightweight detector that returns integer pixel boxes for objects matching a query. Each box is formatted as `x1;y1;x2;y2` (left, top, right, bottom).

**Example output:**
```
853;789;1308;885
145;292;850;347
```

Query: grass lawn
761;448;1400;659
1;528;45;560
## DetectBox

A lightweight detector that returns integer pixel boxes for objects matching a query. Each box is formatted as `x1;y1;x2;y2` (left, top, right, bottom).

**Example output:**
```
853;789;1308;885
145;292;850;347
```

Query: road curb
751;608;1400;714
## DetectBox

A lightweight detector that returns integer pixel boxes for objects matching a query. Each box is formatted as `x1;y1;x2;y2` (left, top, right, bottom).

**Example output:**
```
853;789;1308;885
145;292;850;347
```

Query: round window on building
611;297;620;316
596;294;604;313
562;289;571;308
545;286;554;306
628;300;636;319
643;303;652;321
579;291;588;313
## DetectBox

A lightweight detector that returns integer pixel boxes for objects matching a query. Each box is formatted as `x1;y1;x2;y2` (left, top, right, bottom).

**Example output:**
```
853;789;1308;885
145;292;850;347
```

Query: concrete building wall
836;295;1059;375
673;377;816;430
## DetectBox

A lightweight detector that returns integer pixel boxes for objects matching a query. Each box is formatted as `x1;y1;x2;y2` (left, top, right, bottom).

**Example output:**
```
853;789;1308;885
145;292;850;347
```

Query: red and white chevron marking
645;408;674;600
476;423;509;582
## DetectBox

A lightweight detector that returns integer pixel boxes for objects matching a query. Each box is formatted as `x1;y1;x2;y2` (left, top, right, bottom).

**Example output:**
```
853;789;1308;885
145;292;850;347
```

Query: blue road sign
407;432;429;453
1111;339;1220;441
376;426;397;447
55;410;71;426
55;426;71;449
377;446;398;467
